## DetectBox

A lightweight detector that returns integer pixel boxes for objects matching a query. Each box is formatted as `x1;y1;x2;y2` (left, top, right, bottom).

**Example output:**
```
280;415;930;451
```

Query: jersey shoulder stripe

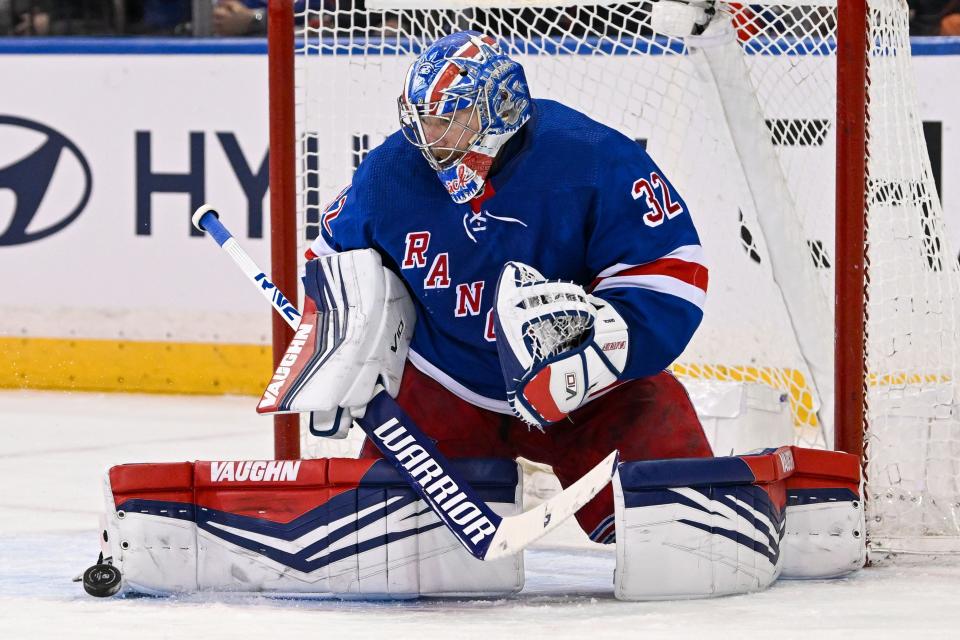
591;244;709;309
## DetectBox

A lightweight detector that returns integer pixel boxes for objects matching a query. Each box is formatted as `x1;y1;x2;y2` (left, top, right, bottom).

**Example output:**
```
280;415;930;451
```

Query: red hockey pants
360;363;712;543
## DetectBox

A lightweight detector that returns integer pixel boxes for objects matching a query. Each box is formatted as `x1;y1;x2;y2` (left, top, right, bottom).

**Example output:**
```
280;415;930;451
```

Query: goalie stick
191;205;619;561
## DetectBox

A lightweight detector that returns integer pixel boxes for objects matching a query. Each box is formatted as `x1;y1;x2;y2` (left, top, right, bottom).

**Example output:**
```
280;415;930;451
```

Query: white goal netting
289;0;960;555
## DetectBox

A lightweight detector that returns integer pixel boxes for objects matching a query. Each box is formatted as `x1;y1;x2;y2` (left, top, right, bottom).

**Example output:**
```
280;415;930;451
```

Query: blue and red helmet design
398;31;532;203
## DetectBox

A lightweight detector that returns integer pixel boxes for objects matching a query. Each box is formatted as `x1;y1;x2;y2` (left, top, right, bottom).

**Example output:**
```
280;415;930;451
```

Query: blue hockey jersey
309;99;708;414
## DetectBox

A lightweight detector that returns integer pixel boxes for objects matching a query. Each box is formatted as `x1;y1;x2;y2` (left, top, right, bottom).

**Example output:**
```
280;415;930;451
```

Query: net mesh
860;0;960;553
290;0;960;554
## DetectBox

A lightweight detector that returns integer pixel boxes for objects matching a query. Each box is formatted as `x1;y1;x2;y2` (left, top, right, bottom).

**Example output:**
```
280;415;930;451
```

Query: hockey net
278;0;960;556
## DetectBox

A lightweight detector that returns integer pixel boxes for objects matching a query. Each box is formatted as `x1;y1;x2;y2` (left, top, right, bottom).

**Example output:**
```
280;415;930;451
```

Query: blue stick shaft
192;205;302;329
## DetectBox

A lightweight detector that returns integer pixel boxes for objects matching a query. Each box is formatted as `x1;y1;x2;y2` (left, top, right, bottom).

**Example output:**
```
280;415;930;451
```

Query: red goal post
267;0;300;460
267;0;960;556
834;0;867;460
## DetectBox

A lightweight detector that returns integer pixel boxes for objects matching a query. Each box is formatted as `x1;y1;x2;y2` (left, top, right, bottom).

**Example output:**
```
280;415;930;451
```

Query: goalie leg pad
781;448;865;579
100;458;522;597
613;451;791;600
613;447;864;600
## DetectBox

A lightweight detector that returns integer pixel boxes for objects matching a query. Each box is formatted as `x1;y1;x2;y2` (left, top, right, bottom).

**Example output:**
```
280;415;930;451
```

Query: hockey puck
82;563;121;598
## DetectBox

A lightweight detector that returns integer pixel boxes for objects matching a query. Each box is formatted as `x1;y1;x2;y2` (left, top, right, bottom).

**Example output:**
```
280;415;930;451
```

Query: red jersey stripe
592;258;709;293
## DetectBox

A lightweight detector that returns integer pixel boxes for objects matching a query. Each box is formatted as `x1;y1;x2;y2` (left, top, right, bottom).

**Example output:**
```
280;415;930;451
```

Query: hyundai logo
0;115;92;246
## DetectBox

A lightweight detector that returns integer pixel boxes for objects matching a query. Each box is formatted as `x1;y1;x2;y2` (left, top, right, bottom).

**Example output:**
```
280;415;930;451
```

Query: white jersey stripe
593;274;707;309
308;234;338;259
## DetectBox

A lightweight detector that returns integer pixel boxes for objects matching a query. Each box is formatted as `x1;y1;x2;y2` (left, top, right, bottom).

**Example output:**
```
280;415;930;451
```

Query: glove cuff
585;295;630;389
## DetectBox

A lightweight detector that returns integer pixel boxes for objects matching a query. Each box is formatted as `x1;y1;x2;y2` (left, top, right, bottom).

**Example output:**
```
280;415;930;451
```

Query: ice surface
1;390;959;640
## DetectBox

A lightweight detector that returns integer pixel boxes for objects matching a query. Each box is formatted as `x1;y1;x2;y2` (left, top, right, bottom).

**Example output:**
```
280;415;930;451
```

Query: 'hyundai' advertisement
0;116;92;246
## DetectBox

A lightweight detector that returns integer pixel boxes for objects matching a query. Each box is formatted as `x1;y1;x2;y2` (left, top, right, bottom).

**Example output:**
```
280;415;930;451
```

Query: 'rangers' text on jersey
308;99;709;414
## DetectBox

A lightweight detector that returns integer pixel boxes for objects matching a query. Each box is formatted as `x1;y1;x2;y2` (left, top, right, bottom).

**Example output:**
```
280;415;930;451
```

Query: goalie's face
420;104;483;167
399;96;484;170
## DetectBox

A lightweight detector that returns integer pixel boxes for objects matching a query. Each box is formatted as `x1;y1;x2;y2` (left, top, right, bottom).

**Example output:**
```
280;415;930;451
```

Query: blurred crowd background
0;0;273;36
0;1;957;38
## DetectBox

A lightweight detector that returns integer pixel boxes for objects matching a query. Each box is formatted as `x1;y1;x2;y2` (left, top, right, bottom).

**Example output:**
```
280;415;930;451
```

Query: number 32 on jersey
632;172;684;227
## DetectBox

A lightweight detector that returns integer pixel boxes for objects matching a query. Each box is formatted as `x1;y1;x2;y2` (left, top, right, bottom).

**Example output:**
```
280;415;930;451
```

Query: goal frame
265;0;871;462
268;0;300;460
834;0;868;459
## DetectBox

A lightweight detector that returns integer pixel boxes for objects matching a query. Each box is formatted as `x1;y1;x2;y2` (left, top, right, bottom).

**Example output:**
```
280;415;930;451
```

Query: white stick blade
483;449;619;560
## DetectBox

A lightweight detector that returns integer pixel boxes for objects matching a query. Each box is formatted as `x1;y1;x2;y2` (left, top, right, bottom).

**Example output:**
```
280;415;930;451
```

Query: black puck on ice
82;563;122;597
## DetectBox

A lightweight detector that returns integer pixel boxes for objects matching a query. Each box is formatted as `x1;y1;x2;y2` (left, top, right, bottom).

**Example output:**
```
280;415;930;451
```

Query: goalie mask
398;31;531;204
